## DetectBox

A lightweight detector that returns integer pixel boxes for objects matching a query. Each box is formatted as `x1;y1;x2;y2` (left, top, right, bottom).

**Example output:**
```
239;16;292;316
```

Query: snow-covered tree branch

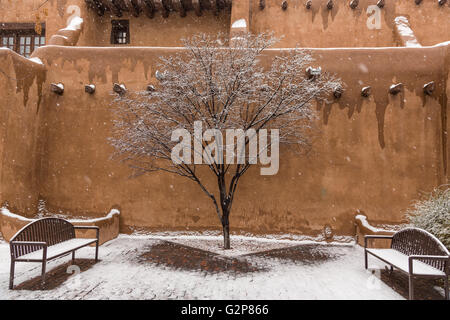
109;32;341;249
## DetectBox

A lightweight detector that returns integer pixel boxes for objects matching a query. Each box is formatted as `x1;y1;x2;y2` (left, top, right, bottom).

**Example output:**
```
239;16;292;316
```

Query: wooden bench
365;227;449;300
9;217;99;289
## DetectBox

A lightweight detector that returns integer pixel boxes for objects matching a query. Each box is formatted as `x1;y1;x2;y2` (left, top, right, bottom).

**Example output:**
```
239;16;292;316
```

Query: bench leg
72;251;75;262
364;249;368;269
95;240;99;262
41;260;47;287
9;260;15;290
408;275;414;300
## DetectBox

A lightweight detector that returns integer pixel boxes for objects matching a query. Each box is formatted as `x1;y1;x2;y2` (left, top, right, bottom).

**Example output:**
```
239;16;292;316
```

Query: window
111;20;130;45
0;23;45;57
2;36;14;50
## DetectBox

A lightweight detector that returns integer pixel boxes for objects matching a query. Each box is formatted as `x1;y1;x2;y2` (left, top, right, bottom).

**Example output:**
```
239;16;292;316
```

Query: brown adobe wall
80;9;231;47
0;207;120;244
445;43;450;182
354;214;394;248
11;43;445;239
0;1;449;239
0;0;231;47
0;49;46;217
72;210;120;245
250;0;450;48
1;1;449;49
0;0;75;45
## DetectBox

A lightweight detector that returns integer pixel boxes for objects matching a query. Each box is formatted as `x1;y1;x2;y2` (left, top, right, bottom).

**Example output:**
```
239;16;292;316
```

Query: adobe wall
446;43;450;183
0;207;120;244
250;0;450;48
0;49;46;217
1;1;449;48
0;0;71;44
81;9;231;47
0;0;448;239
14;43;446;238
0;0;231;47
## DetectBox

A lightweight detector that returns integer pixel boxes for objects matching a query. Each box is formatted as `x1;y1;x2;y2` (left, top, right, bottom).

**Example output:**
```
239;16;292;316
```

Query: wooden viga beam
127;0;142;17
179;0;231;17
170;0;230;17
192;0;202;16
112;0;128;14
88;0;231;18
94;0;122;17
140;0;155;18
154;0;169;18
85;0;107;16
131;0;168;18
172;0;187;17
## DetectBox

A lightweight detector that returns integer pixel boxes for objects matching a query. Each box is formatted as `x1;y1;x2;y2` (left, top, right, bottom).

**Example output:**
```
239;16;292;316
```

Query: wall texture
0;0;449;240
1;43;442;238
250;0;450;48
1;1;449;49
0;207;120;244
0;49;46;216
0;0;231;47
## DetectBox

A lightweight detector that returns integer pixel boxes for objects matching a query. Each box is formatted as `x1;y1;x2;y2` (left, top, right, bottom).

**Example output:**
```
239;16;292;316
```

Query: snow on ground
0;234;404;300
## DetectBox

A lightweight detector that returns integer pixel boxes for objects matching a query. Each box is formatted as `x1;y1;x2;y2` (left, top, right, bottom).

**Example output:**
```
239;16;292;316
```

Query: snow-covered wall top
0;207;121;244
0;207;120;223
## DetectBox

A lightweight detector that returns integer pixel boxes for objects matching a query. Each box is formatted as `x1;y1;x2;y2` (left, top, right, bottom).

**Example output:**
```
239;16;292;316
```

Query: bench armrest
74;226;99;240
408;255;450;275
364;235;393;248
10;241;48;260
11;241;47;246
74;226;99;230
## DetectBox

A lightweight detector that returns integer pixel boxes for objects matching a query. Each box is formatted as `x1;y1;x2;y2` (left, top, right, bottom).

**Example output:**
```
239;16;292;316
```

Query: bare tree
110;33;341;249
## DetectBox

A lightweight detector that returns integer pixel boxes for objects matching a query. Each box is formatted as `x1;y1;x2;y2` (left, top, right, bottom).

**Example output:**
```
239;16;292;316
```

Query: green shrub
405;185;450;250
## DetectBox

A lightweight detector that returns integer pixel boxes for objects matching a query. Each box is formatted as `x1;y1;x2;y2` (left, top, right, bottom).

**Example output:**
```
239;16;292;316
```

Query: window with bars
111;20;130;45
0;23;45;57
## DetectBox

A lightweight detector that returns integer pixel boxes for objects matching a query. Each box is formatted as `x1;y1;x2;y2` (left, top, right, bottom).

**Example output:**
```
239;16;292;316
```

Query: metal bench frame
364;227;449;300
9;217;99;289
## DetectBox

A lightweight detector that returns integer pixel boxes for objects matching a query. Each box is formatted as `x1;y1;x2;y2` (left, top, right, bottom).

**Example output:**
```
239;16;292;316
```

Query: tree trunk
222;223;230;249
222;213;230;249
218;174;232;249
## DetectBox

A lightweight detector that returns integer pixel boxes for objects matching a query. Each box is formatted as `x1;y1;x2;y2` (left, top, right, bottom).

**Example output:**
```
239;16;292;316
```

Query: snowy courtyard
0;234;446;300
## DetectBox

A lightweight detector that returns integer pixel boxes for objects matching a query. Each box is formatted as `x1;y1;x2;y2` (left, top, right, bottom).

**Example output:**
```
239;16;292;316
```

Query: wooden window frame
111;20;130;45
0;22;46;57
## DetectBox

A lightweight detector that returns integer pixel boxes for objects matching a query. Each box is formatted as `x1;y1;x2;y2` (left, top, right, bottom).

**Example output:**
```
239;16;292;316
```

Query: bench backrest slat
10;218;75;258
391;227;449;272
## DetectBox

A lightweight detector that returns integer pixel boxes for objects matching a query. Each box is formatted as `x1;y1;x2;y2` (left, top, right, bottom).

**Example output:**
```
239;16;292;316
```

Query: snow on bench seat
366;248;445;276
18;238;97;261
